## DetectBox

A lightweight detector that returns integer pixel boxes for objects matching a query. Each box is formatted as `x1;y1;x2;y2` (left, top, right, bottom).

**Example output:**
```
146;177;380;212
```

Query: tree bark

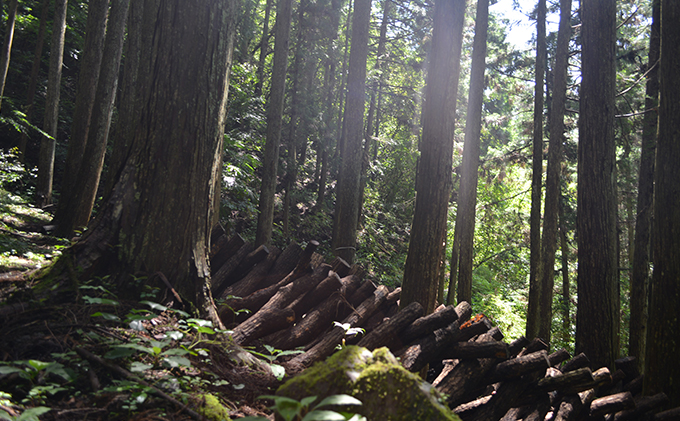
629;0;659;374
36;0;68;207
254;0;273;96
455;0;489;305
54;0;110;235
255;0;294;246
401;0;466;313
331;0;371;264
576;0;619;370
0;0;19;112
644;0;680;407
526;0;546;341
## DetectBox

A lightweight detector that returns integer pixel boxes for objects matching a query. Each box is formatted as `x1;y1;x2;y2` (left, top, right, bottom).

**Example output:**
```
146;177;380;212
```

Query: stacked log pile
210;232;679;420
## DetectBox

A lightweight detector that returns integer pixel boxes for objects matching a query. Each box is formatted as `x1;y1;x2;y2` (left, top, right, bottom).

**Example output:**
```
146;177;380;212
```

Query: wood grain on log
211;241;253;294
357;300;423;350
654;406;680;420
611;393;668;421
548;348;571;367
443;340;510;360
561;352;590;372
210;234;245;273
589;391;634;417
221;246;281;299
399;304;459;344
214;244;269;298
486;350;550;384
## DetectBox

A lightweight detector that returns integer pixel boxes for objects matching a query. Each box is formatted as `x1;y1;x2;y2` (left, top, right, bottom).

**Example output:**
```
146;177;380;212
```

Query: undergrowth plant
241;394;365;421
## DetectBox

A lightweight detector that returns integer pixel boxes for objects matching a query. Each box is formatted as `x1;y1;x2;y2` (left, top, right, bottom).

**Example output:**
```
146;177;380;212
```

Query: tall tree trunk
526;0;546;341
254;0;273;96
0;0;18;112
54;0;110;236
18;0;49;161
401;0;466;314
629;0;659;374
558;195;571;347
56;0;130;237
40;0;237;326
644;0;680;407
576;0;619;370
331;0;371;264
455;0;489;305
255;0;294;246
36;0;68;208
537;0;571;344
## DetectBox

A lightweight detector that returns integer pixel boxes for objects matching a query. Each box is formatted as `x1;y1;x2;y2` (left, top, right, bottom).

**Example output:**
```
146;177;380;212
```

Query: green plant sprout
240;394;365;421
247;344;304;380
332;322;365;348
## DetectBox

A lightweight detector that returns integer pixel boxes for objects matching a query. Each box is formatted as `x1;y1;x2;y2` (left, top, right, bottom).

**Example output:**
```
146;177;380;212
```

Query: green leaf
300;396;318;407
162;356;191;368
105;344;153;359
301;410;347;421
195;326;216;335
0;366;23;375
166;331;183;340
269;363;286;381
91;312;120;321
130;362;153;373
82;296;119;306
139;301;167;311
187;318;213;327
237;417;268;421
16;406;51;421
26;360;51;371
161;348;190;357
315;395;362;408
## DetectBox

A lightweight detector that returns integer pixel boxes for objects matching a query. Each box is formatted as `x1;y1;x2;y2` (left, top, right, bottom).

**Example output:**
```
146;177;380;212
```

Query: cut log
614;356;639;379
288;271;343;320
589;392;634;417
357;300;423;350
213;244;268;298
508;336;530;357
362;287;401;332
221;246;281;299
330;256;351;277
553;389;596;421
463;375;536;421
535;367;594;393
443;340;510;360
518;337;548;356
611;393;668;421
399;304;459;344
209;224;226;246
268;241;304;283
397;301;473;373
211;242;254;296
210;234;245;273
654;407;680;420
622;374;643;395
228;307;295;346
485;350;550;384
228;264;332;344
561;367;611;395
287;285;390;369
348;280;377;307
561;352;590;372
265;275;361;350
548;348;571;367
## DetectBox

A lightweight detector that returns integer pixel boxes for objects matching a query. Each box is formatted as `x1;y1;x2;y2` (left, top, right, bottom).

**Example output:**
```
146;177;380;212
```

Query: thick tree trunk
254;0;273;96
38;0;237;327
401;0;466;313
54;0;110;235
57;0;130;237
255;0;293;246
629;0;659;374
526;0;546;341
644;0;680;407
36;0;68;207
331;0;371;264
576;0;619;370
455;0;489;305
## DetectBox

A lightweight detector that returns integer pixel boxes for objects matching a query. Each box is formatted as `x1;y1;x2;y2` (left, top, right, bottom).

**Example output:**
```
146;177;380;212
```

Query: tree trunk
576;0;619;370
54;0;110;235
401;0;466;314
455;0;489;305
57;0;130;237
0;0;18;112
36;0;68;208
331;0;371;264
526;0;546;341
255;0;294;246
629;0;659;374
644;0;680;407
558;196;571;346
537;0;571;344
37;0;237;327
18;0;49;161
254;0;273;96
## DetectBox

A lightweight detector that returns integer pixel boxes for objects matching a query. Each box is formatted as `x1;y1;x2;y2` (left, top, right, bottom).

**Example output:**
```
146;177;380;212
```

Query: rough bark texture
36;0;68;207
455;0;489;305
38;0;237;327
331;0;371;264
401;0;465;313
0;0;19;111
526;0;545;341
644;0;680;407
255;0;293;246
629;0;659;374
576;0;619;370
55;0;110;235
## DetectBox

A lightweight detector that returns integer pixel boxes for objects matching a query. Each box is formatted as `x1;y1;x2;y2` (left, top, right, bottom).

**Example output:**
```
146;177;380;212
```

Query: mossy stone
197;393;232;421
278;346;460;421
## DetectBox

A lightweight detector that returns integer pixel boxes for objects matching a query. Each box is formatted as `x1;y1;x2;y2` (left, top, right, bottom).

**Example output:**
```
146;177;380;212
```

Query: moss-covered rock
197;393;232;421
278;346;460;421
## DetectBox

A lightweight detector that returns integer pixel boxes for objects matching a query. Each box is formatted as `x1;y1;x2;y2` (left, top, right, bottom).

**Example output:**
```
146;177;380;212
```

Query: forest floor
0;187;280;420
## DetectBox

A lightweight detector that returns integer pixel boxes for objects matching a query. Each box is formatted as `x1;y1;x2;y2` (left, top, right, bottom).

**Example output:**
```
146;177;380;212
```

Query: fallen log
535;367;594;393
561;352;590;373
507;336;530;357
211;241;254;295
362;287;401;332
443;340;510;360
518;337;548;356
552;388;596;421
589;391;635;417
611;392;668;421
463;374;536;421
287;285;390;369
654;407;680;420
399;304;459;344
221;246;281;299
228;264;332;344
330;256;351;277
357;300;423;350
548;348;571;367
266;275;360;350
288;271;343;321
485;350;550;384
210;234;245;274
213;244;268;298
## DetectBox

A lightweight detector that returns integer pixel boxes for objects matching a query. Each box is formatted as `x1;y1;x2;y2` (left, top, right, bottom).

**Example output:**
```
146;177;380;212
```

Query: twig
75;347;203;420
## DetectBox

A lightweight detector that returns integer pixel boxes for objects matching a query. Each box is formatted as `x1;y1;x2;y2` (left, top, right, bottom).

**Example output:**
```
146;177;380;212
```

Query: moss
197;393;231;421
278;346;460;421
